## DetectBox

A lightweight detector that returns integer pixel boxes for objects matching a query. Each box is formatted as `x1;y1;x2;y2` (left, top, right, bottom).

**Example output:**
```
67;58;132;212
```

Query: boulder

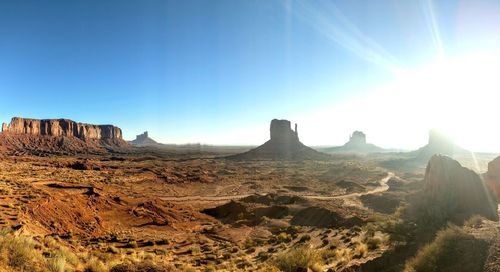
423;155;498;221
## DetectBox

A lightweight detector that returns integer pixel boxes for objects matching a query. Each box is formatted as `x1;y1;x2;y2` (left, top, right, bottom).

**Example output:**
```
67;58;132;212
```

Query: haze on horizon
1;0;500;152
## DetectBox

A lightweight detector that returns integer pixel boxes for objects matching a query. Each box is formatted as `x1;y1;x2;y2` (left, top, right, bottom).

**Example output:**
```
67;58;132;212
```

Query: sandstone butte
229;119;329;160
0;117;128;155
1;117;123;141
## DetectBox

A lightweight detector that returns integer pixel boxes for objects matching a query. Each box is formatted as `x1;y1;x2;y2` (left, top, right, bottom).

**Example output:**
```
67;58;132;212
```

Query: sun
392;51;500;151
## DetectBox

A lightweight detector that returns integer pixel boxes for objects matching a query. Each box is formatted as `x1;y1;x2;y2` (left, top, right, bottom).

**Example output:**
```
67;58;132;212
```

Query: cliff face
2;117;123;141
0;117;129;155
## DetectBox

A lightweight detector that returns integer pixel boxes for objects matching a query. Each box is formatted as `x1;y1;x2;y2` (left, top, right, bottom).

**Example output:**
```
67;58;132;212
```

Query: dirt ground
0;150;497;271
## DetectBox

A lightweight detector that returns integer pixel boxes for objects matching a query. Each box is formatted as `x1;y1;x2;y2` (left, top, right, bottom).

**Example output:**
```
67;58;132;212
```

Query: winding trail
161;172;395;202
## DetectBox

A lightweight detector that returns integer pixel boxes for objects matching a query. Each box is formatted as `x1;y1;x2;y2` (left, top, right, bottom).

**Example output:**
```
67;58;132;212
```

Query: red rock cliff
1;117;123;141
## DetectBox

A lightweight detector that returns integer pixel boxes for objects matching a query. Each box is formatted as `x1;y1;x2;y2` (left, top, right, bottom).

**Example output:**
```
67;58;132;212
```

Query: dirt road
161;172;395;202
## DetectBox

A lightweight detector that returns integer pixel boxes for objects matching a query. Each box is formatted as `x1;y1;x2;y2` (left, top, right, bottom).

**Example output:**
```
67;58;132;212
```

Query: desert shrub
110;261;173;272
0;234;40;271
271;246;322;272
332;247;351;266
353;242;368;258
84;257;108;272
464;215;484;228
365;235;383;250
298;234;311;243
275;232;291;243
404;225;489;272
46;256;66;272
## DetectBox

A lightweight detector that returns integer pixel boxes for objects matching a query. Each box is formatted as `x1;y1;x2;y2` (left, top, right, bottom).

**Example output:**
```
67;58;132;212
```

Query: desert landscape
2;1;500;271
0;117;497;272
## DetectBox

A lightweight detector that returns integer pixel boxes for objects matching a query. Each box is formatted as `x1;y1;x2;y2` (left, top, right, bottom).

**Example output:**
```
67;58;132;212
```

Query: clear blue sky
1;0;499;150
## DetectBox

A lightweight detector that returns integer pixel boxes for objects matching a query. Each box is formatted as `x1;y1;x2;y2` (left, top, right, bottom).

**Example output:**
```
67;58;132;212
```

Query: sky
1;0;500;151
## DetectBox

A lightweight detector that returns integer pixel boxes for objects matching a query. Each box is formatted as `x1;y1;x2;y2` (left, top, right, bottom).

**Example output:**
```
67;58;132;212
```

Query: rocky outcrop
0;117;129;155
325;130;383;154
130;131;158;146
423;155;498;221
486;156;500;200
229;119;329;160
2;117;123;141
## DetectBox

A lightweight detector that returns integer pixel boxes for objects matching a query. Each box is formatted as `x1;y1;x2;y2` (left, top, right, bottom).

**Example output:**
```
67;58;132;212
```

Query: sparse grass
83;257;108;272
464;215;484;228
0;232;40;271
365;235;383;250
271;246;323;272
353;242;368;258
109;261;175;272
298;234;311;243
404;225;489;272
46;256;66;272
276;232;292;243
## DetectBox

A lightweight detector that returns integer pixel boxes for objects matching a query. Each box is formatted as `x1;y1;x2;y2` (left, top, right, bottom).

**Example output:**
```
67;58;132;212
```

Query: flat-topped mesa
1;117;123;141
270;119;299;143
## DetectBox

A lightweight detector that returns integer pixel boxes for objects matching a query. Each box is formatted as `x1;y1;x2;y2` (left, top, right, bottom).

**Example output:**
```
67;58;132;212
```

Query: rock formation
415;129;465;160
2;117;123;141
0;117;129;155
130;131;158;146
423;155;498;221
270;119;298;143
349;131;366;145
486;156;500;200
229;119;329;160
325;130;383;153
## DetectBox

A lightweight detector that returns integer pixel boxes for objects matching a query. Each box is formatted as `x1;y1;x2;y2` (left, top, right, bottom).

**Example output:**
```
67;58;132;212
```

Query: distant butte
414;129;467;160
325;131;384;154
0;117;129;155
130;131;158;146
228;119;330;160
